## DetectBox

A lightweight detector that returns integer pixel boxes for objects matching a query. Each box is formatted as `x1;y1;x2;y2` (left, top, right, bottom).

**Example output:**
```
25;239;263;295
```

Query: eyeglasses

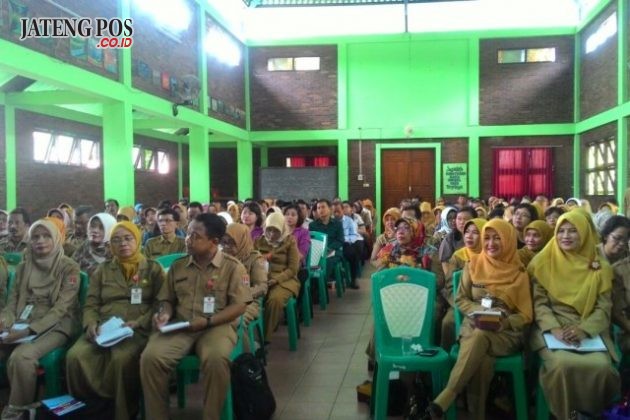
111;236;135;245
158;218;175;223
395;226;412;232
514;211;531;219
608;234;629;244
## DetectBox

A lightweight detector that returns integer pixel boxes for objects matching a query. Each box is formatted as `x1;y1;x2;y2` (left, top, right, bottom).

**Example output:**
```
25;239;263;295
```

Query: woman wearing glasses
66;221;165;420
598;215;630;265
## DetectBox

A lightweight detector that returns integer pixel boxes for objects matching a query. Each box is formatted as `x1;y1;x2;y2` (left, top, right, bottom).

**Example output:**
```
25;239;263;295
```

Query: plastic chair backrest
155;253;187;270
6;271;15;304
308;231;327;272
2;252;22;266
372;266;436;348
79;271;89;307
453;270;463;335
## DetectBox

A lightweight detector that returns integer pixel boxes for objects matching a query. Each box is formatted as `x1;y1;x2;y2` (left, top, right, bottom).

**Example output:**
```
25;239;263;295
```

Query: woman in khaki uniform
441;218;487;351
613;255;630;353
222;223;268;324
72;212;116;277
427;218;532;420
66;221;165;420
254;212;299;343
0;219;81;420
529;209;620;419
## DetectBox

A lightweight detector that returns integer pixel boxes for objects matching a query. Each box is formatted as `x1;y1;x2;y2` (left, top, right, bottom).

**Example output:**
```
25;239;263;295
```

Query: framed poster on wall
443;163;467;195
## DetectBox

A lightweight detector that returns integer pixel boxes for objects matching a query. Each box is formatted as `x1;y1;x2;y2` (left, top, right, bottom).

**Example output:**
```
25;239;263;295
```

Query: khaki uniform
72;240;113;278
140;252;252;420
0;257;8;307
66;259;165;420
143;235;186;259
0;257;80;406
241;251;268;323
613;257;630;352
0;237;28;254
440;254;465;351
435;264;528;420
254;235;300;342
530;279;620;419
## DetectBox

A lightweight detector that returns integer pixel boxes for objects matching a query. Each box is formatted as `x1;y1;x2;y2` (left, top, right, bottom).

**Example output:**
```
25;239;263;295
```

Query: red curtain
313;156;330;167
493;148;553;199
288;156;306;167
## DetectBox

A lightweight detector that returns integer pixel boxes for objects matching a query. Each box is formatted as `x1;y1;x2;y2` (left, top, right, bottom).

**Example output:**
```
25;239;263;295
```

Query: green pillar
103;102;134;205
4;106;16;209
237;140;253;200
337;136;349;199
573;134;581;198
177;141;184;199
189;126;210;203
260;146;268;168
468;135;480;197
617;118;627;209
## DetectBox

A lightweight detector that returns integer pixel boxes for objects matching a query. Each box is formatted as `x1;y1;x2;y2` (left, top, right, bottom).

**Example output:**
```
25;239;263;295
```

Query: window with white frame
267;56;321;71
585;12;617;54
585;136;616;195
132;145;170;174
32;131;100;169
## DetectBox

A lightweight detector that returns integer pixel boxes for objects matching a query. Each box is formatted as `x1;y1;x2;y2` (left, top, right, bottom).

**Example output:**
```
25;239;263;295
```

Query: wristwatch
206;315;213;328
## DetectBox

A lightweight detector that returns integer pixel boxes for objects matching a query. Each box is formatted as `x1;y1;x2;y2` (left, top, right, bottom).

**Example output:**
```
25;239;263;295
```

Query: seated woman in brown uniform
72;212;116;277
66;221;165;420
517;220;553;267
426;218;532;420
529;209;620;419
613;249;630;356
0;219;81;420
254;213;300;343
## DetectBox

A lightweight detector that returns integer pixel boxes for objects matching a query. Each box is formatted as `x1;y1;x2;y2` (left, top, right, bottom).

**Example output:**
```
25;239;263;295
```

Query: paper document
42;394;86;416
95;317;134;347
467;310;502;317
159;321;190;333
543;332;607;352
0;323;37;343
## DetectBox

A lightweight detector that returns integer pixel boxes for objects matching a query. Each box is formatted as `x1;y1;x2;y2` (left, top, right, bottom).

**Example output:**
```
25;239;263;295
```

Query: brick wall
479;136;573;200
579;123;616;208
0;106;5;210
131;0;199;104
249;45;338;130
133;135;179;208
207;14;246;128
15;110;104;219
210;147;238;201
580;3;617;120
480;36;574;125
0;0;119;80
348;138;468;204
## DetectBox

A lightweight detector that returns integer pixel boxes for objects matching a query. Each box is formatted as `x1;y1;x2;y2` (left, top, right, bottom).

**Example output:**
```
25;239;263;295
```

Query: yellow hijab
469;218;533;323
529;209;612;318
453;218;487;262
524;220;554;249
226;223;254;261
110;221;145;281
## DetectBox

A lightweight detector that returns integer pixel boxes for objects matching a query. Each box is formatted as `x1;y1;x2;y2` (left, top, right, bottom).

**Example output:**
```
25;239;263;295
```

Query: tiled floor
172;264;377;420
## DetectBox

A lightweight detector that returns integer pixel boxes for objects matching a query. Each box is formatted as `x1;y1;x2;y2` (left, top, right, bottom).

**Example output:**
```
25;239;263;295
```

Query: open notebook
543;333;607;352
95;317;134;347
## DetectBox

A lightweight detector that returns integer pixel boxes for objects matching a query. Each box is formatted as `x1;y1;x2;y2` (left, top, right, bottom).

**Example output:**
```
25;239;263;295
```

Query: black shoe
349;283;360;290
421;403;443;420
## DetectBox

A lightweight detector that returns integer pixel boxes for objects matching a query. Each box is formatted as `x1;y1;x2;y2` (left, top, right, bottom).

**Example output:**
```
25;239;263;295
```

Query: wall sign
443;163;467;194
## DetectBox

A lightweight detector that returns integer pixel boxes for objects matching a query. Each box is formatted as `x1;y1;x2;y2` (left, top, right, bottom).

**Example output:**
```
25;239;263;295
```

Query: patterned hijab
110;221;145;281
436;206;457;235
469;218;532;323
264;212;289;247
529;209;612;318
377;217;432;269
382;207;402;239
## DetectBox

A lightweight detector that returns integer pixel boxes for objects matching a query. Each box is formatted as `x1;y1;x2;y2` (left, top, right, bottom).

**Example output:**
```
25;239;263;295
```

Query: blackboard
259;167;338;201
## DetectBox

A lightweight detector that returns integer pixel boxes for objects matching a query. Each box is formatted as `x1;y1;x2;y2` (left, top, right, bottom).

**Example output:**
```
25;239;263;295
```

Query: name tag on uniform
131;287;142;305
481;297;493;309
242;274;250;288
203;296;215;314
19;304;33;321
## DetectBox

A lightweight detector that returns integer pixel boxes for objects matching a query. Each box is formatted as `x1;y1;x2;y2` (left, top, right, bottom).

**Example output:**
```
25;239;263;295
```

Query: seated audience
517;220;554;267
116;206;136;222
283;204;311;266
66;205;92;251
511;203;538;248
432;206;457;245
333;202;363;289
529;210;620;419
143;208;186;259
544;206;565;230
0;208;30;254
187;202;204;221
370;207;401;265
613;252;630;354
309;199;345;282
72;213;116;277
254;213;300;343
597;215;630;265
66;221;165;420
439;206;475;275
172;204;189;232
0;219;80;419
241;202;264;241
105;199;119;218
0;210;8;241
420;202;436;236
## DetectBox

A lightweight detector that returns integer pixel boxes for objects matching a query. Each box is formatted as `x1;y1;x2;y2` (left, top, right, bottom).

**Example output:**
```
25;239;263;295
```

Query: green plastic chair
176;316;245;420
247;298;266;364
285;296;300;351
155;253;187;271
371;266;454;420
5;271;15;305
307;231;329;310
2;252;22;266
450;270;529;420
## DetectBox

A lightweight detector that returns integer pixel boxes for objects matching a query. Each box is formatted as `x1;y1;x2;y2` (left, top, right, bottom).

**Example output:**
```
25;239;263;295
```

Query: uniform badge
242;274;250;287
68;275;78;285
206;277;215;290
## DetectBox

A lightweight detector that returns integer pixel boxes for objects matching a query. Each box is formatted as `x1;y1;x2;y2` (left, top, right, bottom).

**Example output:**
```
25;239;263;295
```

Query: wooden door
381;149;435;211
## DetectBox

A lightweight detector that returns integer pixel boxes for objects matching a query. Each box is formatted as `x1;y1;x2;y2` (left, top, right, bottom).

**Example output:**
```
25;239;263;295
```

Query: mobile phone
418;349;439;357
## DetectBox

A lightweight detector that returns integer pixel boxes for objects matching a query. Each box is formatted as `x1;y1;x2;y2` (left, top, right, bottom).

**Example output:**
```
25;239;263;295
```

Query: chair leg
220;386;233;420
301;284;312;327
317;275;328;310
43;364;62;398
177;371;189;408
512;368;528;420
535;379;550;420
334;265;344;298
286;298;298;351
373;364;390;420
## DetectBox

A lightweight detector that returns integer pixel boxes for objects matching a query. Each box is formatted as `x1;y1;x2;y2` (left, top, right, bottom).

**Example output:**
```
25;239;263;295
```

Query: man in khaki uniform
143;208;186;259
140;213;252;420
0;208;30;254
